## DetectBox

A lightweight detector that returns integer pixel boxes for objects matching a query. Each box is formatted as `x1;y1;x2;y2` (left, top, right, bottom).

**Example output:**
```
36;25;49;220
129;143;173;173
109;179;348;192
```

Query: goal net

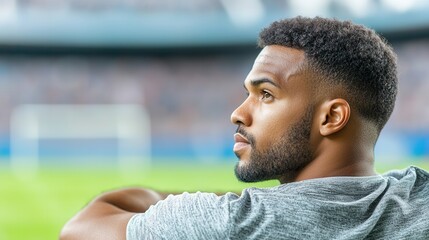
10;104;151;177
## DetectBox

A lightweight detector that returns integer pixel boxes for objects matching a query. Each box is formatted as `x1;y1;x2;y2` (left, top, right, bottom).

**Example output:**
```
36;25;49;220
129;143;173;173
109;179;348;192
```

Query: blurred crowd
0;50;255;160
392;40;429;131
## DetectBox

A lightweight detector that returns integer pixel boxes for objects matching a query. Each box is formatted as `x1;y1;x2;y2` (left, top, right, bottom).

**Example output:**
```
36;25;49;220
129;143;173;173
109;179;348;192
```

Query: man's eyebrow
249;78;280;88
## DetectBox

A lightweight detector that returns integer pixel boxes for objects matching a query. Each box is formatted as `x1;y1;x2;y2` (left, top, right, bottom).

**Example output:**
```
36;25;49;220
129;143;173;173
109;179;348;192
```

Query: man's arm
60;187;170;240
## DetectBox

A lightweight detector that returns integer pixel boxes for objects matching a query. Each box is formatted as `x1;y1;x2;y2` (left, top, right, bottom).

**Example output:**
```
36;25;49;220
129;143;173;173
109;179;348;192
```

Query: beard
234;107;313;183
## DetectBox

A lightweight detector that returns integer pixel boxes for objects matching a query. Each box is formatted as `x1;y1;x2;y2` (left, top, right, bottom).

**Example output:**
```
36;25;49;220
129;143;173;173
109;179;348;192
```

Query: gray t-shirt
127;166;429;239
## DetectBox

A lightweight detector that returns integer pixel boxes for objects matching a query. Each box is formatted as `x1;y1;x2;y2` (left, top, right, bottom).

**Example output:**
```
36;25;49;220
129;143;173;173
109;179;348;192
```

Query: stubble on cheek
234;106;314;182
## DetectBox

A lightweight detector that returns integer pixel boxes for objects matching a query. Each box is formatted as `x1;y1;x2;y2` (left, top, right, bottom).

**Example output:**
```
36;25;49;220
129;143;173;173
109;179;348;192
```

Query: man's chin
234;161;271;183
234;162;250;182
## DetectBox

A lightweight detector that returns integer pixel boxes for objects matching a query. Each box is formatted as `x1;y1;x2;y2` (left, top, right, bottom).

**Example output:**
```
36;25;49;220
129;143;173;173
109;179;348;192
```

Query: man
61;17;429;239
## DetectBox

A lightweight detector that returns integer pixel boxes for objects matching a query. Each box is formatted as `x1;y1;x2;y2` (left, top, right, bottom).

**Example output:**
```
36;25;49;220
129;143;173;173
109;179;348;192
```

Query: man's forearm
95;187;170;213
60;187;171;240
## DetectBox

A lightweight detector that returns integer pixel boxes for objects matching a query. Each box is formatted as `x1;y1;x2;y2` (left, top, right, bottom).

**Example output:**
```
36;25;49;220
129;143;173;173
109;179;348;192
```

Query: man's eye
261;91;272;99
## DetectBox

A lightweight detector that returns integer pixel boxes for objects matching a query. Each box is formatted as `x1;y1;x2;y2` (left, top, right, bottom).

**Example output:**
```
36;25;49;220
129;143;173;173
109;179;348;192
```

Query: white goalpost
10;104;151;177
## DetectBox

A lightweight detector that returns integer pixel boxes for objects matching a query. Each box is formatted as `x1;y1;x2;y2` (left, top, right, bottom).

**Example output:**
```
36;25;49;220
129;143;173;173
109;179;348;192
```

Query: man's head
231;17;398;183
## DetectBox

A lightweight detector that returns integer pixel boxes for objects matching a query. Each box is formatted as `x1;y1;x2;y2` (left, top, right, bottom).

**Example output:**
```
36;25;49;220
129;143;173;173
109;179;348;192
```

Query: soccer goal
10;104;151;177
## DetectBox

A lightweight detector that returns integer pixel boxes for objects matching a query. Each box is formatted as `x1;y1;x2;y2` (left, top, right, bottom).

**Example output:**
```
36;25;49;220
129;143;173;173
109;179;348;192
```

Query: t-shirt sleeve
126;191;236;240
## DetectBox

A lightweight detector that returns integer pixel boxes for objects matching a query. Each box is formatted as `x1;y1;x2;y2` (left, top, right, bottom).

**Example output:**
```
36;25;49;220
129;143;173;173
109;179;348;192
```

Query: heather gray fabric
127;166;429;239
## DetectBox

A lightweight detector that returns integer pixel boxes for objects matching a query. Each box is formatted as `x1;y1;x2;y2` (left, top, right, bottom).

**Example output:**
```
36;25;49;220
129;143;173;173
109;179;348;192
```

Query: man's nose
230;100;252;127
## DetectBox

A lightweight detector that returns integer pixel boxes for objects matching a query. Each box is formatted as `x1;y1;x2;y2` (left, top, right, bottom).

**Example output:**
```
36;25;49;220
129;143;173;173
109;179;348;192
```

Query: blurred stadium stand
0;0;428;165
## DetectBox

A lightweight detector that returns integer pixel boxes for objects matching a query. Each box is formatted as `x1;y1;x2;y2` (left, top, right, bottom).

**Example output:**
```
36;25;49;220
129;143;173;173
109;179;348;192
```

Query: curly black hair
259;16;398;131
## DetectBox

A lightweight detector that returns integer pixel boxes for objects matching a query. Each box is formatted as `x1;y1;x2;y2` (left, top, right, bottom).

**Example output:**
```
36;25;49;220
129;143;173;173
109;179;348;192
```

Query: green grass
0;162;277;240
1;159;428;240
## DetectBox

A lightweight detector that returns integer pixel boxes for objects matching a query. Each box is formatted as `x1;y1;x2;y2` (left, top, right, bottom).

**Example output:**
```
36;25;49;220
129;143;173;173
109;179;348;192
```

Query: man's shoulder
383;165;429;181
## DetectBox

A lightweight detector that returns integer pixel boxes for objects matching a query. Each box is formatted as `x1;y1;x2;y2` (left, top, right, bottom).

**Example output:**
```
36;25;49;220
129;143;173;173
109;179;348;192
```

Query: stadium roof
1;0;429;48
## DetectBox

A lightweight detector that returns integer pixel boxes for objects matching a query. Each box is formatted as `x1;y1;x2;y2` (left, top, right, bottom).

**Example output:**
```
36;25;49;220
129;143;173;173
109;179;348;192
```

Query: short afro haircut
259;16;398;131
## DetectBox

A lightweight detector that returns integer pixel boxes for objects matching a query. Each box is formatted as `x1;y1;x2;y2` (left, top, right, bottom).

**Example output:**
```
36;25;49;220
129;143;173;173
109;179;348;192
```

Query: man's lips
233;133;250;152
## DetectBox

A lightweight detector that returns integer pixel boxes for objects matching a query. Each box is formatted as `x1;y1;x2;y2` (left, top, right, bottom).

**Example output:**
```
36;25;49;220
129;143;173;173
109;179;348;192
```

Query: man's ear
318;99;351;136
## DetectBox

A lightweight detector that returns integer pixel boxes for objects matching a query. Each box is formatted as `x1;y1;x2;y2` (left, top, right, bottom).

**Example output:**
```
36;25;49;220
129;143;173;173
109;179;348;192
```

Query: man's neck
279;127;378;184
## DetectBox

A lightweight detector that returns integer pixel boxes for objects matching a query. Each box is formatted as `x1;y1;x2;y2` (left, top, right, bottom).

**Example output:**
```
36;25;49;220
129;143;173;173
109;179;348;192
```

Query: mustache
236;126;255;146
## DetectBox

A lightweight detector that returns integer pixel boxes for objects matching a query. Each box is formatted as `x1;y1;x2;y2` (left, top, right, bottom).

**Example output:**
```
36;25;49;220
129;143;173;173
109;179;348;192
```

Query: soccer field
1;160;428;240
